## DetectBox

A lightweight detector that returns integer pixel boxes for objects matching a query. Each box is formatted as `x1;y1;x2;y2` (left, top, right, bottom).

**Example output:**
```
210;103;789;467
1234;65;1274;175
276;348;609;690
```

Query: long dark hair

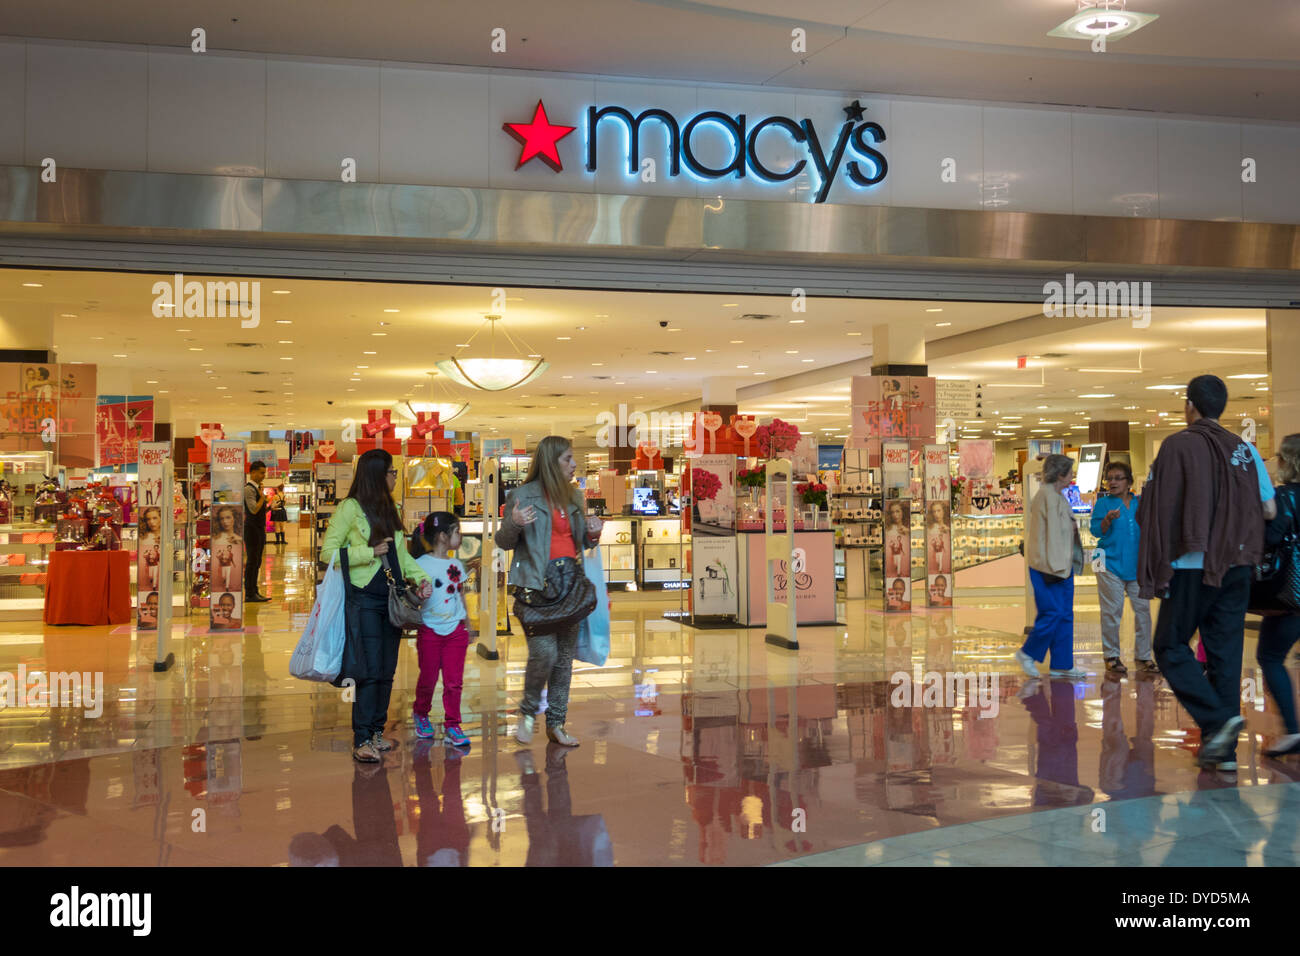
409;511;459;559
347;449;404;544
523;435;578;510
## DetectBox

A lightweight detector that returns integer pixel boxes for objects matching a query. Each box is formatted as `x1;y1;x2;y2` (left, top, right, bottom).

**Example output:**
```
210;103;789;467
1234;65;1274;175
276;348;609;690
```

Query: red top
549;507;577;560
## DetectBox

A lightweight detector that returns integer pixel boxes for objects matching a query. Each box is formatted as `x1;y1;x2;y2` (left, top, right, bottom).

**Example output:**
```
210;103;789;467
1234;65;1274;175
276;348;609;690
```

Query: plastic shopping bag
575;547;611;666
290;553;347;681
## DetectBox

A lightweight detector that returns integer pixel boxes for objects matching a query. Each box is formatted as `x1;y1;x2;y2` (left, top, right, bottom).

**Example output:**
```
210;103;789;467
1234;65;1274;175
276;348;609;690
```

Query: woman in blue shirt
1090;461;1155;675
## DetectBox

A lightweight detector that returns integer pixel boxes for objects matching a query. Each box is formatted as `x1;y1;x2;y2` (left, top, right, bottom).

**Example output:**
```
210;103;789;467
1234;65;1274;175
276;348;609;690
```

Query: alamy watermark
151;273;260;328
1042;273;1151;329
890;666;1000;718
0;666;104;718
595;403;693;450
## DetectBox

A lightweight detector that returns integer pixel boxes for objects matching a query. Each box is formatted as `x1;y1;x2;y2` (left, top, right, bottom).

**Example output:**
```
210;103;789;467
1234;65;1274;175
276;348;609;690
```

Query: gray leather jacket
494;482;598;591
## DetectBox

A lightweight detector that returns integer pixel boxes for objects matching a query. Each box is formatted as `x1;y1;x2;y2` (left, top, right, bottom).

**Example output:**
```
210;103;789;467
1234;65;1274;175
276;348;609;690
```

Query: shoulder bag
512;556;597;638
1251;487;1300;614
382;545;425;630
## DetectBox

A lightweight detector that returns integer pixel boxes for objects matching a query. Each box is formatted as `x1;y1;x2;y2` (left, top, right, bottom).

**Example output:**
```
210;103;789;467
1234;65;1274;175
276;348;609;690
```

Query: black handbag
1252;487;1300;614
512;556;597;638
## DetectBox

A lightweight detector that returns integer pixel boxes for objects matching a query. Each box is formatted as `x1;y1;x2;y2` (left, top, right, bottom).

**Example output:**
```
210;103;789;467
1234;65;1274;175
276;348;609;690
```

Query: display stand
476;457;501;661
922;444;953;607
154;466;176;672
763;459;798;650
833;446;880;599
186;462;210;613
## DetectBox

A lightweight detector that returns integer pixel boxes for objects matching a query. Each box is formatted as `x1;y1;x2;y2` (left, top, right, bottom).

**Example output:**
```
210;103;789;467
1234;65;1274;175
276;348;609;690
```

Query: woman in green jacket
321;449;432;763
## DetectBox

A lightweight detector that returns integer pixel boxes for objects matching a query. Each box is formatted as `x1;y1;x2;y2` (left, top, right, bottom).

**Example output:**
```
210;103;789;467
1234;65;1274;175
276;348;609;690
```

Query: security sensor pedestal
476;457;501;661
763;458;798;650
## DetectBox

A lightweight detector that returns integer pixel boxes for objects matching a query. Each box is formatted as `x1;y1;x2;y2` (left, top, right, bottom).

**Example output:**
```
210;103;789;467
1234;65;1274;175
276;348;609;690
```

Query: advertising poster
96;395;154;466
881;440;910;498
691;453;735;533
692;534;739;619
0;362;97;465
1027;438;1064;460
852;376;937;442
481;436;511;460
744;535;835;625
924;444;952;607
209;439;246;631
136;442;170;630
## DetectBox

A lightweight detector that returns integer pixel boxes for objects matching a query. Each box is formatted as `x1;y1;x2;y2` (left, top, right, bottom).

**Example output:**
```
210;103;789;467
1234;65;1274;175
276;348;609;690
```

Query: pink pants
1195;636;1208;663
414;621;470;727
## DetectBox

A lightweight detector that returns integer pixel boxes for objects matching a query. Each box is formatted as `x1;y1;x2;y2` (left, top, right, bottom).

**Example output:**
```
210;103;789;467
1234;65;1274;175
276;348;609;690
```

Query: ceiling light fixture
1047;1;1158;42
435;314;547;391
1078;393;1115;398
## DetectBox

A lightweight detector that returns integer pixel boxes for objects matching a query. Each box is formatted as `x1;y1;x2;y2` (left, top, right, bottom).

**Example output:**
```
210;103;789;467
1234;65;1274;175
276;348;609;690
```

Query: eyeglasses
386;469;397;477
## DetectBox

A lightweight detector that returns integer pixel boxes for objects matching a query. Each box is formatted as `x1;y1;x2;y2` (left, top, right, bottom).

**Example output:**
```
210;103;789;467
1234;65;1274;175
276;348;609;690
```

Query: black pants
348;587;401;747
1257;613;1300;735
1153;566;1249;754
244;531;266;595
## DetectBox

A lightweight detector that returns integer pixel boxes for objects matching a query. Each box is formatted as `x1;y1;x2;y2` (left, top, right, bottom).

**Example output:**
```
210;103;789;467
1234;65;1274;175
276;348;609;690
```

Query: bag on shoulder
512;556;597;638
382;548;425;630
1251;487;1300;614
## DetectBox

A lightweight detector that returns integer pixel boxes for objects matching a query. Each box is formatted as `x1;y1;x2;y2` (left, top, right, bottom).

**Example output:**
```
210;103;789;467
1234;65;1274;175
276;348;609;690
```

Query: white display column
1268;310;1300;459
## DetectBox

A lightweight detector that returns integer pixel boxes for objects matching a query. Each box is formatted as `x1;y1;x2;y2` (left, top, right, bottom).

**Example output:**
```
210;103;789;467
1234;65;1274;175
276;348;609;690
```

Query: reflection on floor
2;533;1299;866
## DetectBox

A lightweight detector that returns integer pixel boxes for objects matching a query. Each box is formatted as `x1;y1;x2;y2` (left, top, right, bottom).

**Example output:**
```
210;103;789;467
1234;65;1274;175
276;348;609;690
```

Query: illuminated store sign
503;99;887;204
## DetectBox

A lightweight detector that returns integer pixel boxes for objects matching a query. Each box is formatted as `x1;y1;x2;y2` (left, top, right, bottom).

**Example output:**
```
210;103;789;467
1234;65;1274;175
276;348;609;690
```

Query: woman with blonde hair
1257;434;1300;756
496;435;603;748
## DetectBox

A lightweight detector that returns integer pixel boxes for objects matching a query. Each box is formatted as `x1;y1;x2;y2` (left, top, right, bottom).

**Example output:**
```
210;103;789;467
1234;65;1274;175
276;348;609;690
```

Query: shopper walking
1016;453;1087;679
321;449;432;764
1137;375;1276;771
409;512;473;749
1256;434;1300;757
496;436;602;748
243;461;270;602
1090;461;1155;675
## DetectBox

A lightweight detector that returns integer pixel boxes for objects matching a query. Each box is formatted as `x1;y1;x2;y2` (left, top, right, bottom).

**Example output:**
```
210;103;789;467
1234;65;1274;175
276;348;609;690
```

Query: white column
871;322;926;366
1268;309;1300;458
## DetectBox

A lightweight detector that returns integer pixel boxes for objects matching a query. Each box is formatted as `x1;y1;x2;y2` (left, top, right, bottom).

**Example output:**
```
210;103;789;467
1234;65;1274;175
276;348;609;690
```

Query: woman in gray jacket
1015;454;1087;680
495;436;603;747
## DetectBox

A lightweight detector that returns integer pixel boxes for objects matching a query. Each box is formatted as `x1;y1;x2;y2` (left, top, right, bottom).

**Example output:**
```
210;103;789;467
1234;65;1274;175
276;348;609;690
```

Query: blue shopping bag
575;547;610;666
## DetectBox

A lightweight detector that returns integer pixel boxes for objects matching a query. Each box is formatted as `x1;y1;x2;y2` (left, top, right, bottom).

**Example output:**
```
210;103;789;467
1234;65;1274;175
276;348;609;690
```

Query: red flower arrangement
796;481;828;509
737;466;767;489
692;467;722;501
755;418;802;458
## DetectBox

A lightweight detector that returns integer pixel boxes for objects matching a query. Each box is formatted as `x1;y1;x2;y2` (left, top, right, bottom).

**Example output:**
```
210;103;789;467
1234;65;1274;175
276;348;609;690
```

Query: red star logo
503;100;576;172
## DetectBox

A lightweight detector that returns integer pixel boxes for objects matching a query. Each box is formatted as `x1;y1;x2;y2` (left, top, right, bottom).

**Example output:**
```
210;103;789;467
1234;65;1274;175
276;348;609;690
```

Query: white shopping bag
290;553;347;682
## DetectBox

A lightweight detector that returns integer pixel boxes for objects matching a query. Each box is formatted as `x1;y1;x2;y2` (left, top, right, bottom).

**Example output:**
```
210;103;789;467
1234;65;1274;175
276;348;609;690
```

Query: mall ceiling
4;0;1300;120
0;269;1272;446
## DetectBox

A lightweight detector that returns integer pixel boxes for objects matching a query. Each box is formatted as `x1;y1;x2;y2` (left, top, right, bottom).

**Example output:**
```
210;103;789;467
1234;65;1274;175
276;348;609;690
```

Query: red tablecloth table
43;550;133;626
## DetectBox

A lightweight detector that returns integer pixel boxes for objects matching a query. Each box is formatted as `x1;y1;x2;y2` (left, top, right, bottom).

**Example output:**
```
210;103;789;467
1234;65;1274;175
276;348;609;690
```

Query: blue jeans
1022;568;1075;670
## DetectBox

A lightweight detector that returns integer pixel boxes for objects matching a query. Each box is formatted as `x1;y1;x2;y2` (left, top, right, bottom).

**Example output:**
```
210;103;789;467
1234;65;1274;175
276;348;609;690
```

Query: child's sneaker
412;711;435;739
444;725;471;749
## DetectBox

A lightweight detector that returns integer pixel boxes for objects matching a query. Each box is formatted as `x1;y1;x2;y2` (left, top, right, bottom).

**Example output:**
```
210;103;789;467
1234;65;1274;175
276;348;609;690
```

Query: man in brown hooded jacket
1137;375;1276;771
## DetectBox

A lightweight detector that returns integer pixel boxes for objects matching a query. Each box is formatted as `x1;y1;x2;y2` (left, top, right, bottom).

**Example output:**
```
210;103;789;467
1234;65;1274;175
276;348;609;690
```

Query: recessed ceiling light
383;309;399;313
146;380;158;384
21;282;42;288
60;313;76;318
346;388;355;392
722;303;739;307
737;365;749;369
271;289;291;295
1226;373;1267;379
667;328;681;332
188;347;203;351
789;319;805;324
591;362;603;366
1145;384;1183;390
278;340;293;344
216;385;228;390
158;390;168;394
562;375;573;379
276;319;292;324
1048;5;1158;42
729;340;743;344
356;365;369;369
363;351;377;355
112;353;127;358
1078;393;1115;398
280;356;293;361
1197;348;1265;355
754;371;766;375
785;350;799;354
201;362;213;366
684;357;697;361
175;328;192;332
925;308;942;313
557;336;571;341
802;358;815;363
936;322;952;327
846;332;863;337
372;332;386;337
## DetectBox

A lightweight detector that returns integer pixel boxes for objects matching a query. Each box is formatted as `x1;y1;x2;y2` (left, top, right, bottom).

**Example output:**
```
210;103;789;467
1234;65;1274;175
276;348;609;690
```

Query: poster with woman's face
927;524;951;574
137;507;163;591
137;591;160;629
886;576;912;612
883;501;911;578
927;573;952;607
211;592;242;630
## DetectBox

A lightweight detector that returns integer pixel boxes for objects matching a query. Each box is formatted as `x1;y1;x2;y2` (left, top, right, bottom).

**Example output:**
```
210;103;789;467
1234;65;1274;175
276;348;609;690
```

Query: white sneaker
1049;667;1089;679
515;713;535;745
1014;649;1040;678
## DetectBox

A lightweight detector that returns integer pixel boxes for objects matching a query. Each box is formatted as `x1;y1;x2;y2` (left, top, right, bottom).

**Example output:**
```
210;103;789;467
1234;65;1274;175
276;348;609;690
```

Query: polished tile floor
2;530;1298;866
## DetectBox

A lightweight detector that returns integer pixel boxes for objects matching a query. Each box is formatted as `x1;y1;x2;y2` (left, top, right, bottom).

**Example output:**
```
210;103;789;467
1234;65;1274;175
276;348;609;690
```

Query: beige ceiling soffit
926;311;1117;360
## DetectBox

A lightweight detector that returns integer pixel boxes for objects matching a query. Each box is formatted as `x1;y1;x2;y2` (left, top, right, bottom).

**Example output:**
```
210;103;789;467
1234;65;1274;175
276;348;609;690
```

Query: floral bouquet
797;481;828;509
950;475;967;511
737;466;767;489
755;418;802;459
692;467;722;501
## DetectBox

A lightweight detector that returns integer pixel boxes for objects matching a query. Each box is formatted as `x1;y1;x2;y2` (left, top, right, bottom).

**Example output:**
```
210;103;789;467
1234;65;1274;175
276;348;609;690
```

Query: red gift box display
404;410;454;457
312;440;340;463
633;441;664;471
188;423;224;463
686;411;757;457
362;409;403;454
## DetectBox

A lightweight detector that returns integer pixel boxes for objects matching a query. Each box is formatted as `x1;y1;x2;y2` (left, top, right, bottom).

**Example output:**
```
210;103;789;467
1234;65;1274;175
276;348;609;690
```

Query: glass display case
951;513;1024;571
638;516;686;590
599;516;637;590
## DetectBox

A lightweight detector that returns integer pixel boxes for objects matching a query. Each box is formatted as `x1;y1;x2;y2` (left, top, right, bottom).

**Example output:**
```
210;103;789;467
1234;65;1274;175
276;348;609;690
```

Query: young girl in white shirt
409;512;473;748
